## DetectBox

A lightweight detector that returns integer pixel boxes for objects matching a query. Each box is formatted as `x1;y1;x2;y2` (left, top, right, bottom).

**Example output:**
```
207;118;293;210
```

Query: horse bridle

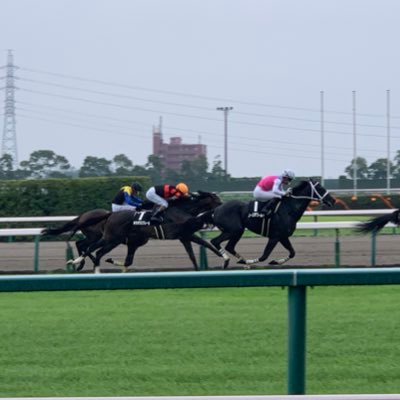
290;180;330;202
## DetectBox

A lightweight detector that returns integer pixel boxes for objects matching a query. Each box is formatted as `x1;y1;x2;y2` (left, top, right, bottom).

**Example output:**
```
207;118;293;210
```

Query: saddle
247;199;281;219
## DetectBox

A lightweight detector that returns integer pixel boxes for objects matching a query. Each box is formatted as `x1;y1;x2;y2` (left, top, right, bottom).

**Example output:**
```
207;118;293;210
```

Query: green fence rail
1;268;400;395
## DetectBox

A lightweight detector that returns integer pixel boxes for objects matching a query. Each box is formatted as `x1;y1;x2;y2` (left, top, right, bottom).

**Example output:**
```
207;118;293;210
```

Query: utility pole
386;89;391;194
320;91;325;186
216;106;233;176
352;90;357;197
0;50;18;169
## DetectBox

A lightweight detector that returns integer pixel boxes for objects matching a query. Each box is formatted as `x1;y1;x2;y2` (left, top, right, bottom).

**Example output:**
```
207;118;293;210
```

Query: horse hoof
269;260;279;265
223;260;230;269
237;259;246;265
105;258;114;264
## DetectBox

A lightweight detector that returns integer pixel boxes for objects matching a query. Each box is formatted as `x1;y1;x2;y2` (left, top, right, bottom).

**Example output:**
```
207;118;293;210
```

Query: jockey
111;182;143;212
146;182;190;223
253;169;295;215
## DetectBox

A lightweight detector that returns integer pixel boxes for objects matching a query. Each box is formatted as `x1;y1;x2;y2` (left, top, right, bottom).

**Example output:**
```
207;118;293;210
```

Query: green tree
179;155;209;188
145;155;165;184
0;154;15;179
113;154;133;176
209;156;229;182
164;168;180;184
79;156;112;177
391;150;400;178
344;157;369;179
368;158;393;179
19;150;71;179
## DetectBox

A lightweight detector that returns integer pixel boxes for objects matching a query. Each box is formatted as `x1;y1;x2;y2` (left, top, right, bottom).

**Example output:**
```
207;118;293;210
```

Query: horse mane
168;191;222;213
292;180;310;193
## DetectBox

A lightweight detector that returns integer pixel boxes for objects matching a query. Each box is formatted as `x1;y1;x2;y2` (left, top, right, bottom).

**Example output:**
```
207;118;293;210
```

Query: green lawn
1;286;400;396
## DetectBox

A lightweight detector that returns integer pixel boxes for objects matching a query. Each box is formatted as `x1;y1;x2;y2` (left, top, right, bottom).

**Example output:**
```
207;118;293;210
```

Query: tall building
152;125;207;172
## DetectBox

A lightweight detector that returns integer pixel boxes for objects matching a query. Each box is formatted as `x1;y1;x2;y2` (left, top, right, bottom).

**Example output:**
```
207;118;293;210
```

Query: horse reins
290;181;330;202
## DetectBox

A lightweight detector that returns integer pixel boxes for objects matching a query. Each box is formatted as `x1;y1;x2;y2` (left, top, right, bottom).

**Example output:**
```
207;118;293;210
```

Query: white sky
1;0;400;178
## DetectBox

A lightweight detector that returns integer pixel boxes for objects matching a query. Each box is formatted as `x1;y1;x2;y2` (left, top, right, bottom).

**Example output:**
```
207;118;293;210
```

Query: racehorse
210;179;336;269
43;191;222;272
71;202;219;273
42;208;111;269
356;209;400;234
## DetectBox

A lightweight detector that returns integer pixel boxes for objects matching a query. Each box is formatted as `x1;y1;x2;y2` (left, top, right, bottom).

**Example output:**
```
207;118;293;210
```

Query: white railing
0;209;397;272
0;208;395;226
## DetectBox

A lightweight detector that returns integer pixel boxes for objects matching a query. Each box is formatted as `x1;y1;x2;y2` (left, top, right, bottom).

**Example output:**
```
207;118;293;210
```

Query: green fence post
313;215;318;237
199;231;209;271
288;285;307;395
371;231;376;267
334;229;340;267
65;243;75;273
34;236;40;273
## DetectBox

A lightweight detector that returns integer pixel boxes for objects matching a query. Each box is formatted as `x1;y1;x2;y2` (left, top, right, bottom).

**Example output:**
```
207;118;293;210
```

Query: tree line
0;150;230;186
1;149;397;183
344;152;400;180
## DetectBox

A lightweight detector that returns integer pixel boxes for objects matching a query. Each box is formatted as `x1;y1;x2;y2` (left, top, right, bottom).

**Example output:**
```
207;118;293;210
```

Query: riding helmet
176;182;189;195
131;182;143;192
282;169;295;181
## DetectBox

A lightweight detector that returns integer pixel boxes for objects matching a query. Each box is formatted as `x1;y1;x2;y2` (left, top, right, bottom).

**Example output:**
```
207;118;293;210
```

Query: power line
19;65;398;119
18;76;400;129
17;111;385;161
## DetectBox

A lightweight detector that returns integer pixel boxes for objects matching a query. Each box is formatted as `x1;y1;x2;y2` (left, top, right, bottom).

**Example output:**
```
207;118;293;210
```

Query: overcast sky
1;0;400;179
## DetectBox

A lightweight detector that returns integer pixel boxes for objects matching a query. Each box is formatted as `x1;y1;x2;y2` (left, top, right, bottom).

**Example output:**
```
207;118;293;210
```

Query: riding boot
261;198;280;217
150;206;165;224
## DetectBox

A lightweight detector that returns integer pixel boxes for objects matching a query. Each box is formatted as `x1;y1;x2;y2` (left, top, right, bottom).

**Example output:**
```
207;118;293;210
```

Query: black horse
210;179;336;268
356;209;400;234
42;208;111;269
72;203;219;273
44;191;222;272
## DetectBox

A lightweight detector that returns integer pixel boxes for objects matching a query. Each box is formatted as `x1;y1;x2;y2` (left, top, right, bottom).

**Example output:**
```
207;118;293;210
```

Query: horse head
169;190;222;216
194;190;223;209
292;179;335;208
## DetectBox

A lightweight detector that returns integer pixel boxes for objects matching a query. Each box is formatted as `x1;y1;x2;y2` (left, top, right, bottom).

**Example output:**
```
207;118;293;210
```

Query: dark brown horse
72;208;217;273
42;191;222;271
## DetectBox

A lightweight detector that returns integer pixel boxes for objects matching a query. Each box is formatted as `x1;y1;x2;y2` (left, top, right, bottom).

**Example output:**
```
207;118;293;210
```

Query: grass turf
0;286;399;396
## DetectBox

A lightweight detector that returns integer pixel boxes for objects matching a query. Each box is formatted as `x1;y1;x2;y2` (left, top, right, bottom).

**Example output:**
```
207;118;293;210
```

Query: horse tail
41;217;81;236
41;212;112;237
356;210;400;234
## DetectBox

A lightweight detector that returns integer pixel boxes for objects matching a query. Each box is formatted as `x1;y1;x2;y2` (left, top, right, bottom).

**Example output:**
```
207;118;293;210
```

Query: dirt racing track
1;234;400;274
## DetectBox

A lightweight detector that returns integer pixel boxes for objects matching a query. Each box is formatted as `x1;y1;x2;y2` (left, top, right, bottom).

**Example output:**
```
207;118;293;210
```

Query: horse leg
105;244;138;273
92;240;122;273
211;229;246;269
245;237;280;266
71;238;105;268
224;230;248;265
106;236;149;272
210;232;234;269
269;237;296;265
179;238;198;270
73;238;92;271
189;234;222;258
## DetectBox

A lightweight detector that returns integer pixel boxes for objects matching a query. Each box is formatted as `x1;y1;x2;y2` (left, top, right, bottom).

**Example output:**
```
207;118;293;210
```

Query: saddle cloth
131;210;153;226
247;200;279;218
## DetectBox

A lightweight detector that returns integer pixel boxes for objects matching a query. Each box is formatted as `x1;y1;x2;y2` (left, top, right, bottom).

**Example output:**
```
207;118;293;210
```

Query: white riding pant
111;204;138;212
253;186;281;202
146;187;168;208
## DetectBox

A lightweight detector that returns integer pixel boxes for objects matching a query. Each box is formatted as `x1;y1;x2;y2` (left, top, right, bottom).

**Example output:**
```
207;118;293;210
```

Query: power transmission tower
0;49;18;169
